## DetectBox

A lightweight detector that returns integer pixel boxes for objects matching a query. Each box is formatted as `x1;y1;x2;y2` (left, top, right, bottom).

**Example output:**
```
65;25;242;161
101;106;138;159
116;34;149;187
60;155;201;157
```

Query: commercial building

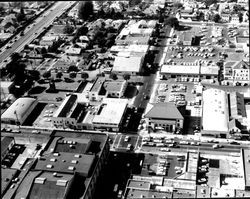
202;88;229;132
160;63;219;80
0;81;14;100
1;97;38;125
224;60;250;85
65;47;82;55
144;102;184;132
8;130;110;199
88;77;107;102
112;52;145;75
103;81;127;98
92;98;128;132
242;149;250;190
1;136;15;161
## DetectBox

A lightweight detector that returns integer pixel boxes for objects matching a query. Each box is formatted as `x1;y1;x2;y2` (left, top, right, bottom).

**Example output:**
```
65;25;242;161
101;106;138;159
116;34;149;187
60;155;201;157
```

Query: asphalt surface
0;1;75;67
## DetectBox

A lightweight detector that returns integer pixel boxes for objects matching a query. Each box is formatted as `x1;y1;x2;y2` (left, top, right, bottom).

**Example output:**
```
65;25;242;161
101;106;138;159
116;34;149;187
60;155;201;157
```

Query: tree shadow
176;25;192;31
124;85;138;98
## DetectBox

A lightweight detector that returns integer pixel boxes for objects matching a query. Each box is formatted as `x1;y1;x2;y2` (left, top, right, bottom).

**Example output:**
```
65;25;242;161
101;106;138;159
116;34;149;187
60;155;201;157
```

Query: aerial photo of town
0;0;249;198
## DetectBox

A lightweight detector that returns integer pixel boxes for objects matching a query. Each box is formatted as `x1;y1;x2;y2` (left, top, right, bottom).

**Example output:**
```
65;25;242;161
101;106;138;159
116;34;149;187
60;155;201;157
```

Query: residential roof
34;153;95;177
202;88;229;132
65;47;82;55
113;55;143;73
1;97;37;122
145;102;184;119
92;98;128;125
42;35;59;41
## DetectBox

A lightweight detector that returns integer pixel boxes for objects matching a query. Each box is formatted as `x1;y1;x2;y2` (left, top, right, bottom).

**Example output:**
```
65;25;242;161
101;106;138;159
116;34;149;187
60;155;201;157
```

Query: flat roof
110;44;149;53
65;47;81;55
92;98;128;125
89;77;106;93
1;136;14;154
229;92;247;118
127;180;150;190
34;153;95;177
243;149;250;187
163;179;196;190
1;168;18;195
53;95;77;118
0;81;14;88
1;97;37;122
161;64;218;75
113;55;143;73
126;189;172;199
202;88;229;132
104;81;126;92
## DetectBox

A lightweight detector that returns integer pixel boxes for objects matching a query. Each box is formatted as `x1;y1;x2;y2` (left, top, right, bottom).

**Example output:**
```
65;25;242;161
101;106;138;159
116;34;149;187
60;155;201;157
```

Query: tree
16;7;26;22
41;47;47;55
68;65;79;73
212;14;221;23
204;0;217;6
123;73;130;81
63;24;74;34
56;71;63;79
173;2;183;8
78;1;94;20
43;71;51;79
165;17;179;29
69;72;77;78
28;70;40;81
238;12;243;23
109;73;118;80
81;72;89;80
11;52;21;62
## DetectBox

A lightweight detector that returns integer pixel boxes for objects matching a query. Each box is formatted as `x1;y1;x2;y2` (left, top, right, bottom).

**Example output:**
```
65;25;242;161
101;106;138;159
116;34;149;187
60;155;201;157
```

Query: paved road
0;1;75;68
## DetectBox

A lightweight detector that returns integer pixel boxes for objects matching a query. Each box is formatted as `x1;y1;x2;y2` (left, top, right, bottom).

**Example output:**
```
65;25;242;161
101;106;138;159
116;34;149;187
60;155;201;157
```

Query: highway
0;1;75;68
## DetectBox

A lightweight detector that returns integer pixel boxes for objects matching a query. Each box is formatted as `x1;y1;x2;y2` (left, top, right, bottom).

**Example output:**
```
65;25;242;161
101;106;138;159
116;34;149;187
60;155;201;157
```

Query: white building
1;97;38;125
202;88;229;132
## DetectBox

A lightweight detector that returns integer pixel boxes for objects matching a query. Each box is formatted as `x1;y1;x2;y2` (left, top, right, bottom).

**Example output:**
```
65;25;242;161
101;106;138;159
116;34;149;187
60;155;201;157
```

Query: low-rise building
0;81;14;100
1;136;15;161
92;98;128;132
202;88;229;132
224;60;250;85
40;35;59;46
160;63;219;80
103;80;127;98
65;46;82;56
112;52;145;76
1;97;38;126
9;130;110;199
144;102;184;132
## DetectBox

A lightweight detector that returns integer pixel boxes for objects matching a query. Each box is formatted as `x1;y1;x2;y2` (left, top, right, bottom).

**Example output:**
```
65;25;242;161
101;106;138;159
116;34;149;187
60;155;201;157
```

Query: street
0;1;75;67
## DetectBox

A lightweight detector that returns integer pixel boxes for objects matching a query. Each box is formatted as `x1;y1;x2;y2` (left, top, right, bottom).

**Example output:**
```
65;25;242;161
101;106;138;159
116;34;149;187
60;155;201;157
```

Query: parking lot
141;153;186;178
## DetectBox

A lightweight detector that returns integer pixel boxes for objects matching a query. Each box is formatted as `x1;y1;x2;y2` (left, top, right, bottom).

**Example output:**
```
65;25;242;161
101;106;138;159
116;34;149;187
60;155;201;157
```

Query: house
231;14;240;24
40;35;59;46
177;31;195;46
144;102;184;132
1;97;38;126
112;52;145;75
65;46;82;56
220;13;230;22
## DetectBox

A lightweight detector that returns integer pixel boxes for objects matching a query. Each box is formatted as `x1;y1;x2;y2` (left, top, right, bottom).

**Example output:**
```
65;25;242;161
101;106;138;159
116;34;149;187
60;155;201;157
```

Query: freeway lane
0;1;75;67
